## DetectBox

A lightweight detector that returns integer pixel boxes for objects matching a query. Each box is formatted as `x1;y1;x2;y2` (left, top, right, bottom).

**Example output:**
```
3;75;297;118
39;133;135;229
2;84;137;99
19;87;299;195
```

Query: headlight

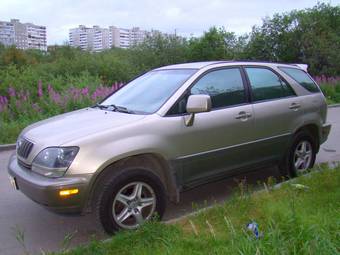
32;147;79;178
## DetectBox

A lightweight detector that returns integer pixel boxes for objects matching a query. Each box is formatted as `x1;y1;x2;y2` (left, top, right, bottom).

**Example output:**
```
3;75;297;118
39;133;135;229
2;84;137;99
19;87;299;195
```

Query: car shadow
164;166;283;220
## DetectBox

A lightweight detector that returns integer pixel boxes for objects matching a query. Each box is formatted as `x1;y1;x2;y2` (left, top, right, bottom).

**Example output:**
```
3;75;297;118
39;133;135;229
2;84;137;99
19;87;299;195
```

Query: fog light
59;188;79;197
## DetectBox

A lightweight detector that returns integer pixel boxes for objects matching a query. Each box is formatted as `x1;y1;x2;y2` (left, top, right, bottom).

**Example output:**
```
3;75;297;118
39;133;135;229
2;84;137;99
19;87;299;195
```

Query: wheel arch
294;123;320;152
84;153;179;213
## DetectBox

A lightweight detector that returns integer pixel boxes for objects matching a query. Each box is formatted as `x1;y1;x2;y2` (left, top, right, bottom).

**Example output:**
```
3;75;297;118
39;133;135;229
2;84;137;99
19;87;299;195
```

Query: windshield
100;69;197;114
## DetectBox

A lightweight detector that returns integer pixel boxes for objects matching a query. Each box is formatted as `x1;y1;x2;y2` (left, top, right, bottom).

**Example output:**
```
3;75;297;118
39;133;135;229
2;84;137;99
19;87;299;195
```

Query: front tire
280;130;317;177
96;169;166;234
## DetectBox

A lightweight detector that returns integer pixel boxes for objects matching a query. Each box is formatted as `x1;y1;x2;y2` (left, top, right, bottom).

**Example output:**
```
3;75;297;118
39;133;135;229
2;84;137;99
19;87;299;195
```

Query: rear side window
279;67;320;93
190;68;246;109
245;67;295;102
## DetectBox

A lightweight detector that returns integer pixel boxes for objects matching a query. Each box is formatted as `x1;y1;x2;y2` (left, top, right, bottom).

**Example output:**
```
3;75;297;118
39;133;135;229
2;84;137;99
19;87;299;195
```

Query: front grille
18;159;32;170
17;138;34;159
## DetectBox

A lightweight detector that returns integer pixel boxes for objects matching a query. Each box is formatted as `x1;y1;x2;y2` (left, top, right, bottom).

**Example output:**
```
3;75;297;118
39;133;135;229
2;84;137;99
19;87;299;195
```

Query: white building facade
69;25;148;51
0;21;15;46
0;19;46;51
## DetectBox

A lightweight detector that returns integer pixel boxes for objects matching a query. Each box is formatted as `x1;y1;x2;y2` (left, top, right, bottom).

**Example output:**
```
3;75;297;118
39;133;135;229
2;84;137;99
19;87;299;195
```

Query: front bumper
7;154;92;214
321;123;332;144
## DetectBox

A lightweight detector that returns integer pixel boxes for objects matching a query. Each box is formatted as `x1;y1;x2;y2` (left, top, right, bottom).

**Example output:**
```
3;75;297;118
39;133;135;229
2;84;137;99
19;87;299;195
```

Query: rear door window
279;67;320;93
245;67;295;102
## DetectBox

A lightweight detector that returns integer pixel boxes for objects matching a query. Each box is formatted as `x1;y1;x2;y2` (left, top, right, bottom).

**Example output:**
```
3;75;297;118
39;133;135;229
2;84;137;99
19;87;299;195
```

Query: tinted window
101;69;196;114
190;68;246;109
245;67;295;101
279;67;320;93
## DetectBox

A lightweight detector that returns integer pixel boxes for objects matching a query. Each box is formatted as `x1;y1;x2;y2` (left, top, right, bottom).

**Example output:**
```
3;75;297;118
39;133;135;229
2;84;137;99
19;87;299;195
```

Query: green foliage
320;82;340;104
244;3;340;76
130;32;189;70
187;27;238;61
51;167;340;255
0;3;339;144
0;3;338;93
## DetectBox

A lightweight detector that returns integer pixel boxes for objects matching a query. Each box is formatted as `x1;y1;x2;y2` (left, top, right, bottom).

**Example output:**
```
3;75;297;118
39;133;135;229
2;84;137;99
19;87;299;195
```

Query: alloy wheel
293;140;313;172
112;182;156;230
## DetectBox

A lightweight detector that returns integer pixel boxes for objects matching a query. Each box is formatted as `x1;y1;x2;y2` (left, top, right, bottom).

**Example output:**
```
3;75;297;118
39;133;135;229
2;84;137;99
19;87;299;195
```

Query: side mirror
185;95;212;126
186;94;212;113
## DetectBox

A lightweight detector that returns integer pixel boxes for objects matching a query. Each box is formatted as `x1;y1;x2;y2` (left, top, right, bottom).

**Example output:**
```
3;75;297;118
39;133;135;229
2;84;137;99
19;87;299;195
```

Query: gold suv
8;61;331;233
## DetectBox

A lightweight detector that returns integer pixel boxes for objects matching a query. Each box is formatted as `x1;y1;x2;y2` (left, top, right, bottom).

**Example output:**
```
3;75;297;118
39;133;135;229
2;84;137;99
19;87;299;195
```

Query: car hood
22;108;146;146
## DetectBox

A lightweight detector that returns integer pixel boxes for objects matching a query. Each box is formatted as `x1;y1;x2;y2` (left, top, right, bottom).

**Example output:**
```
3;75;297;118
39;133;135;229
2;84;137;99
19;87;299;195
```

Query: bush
0;81;124;143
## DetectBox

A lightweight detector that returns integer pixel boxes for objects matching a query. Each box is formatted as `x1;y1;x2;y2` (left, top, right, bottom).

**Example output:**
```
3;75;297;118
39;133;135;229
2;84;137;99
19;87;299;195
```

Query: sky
0;0;339;45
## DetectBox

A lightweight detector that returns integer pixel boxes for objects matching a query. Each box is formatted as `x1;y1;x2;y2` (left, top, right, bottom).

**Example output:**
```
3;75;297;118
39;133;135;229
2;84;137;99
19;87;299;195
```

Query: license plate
9;175;18;190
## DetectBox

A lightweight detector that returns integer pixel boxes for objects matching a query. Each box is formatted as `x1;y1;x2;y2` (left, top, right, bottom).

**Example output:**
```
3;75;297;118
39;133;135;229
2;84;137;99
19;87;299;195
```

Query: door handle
289;103;301;110
235;111;252;120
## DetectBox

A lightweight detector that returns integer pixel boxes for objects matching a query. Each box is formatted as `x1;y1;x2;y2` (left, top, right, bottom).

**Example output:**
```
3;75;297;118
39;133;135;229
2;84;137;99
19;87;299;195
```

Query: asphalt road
1;107;339;255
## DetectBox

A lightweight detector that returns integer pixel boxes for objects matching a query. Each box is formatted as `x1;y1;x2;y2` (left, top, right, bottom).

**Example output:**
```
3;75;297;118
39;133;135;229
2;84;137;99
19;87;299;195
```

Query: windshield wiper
93;103;110;110
115;105;135;114
93;103;135;114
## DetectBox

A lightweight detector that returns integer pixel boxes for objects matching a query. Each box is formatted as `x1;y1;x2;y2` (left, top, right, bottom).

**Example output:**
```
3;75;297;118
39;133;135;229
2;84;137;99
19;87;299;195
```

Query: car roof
155;61;305;71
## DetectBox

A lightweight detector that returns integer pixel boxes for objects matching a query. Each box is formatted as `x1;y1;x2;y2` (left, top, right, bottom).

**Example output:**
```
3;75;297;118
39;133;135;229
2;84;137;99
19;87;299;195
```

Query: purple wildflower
37;80;43;97
81;87;89;96
47;84;53;93
0;95;8;112
8;87;16;97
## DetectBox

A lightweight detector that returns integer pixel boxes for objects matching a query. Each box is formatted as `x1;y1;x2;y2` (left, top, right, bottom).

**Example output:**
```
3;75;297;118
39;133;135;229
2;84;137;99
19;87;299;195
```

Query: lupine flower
37;80;43;97
81;87;89;96
47;85;62;104
0;95;8;112
51;91;62;104
0;95;8;105
314;76;340;85
18;90;29;102
47;84;53;93
8;87;16;97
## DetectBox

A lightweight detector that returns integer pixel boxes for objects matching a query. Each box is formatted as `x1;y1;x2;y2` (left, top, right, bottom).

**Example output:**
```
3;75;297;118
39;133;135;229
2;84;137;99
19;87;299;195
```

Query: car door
243;66;303;162
166;67;256;186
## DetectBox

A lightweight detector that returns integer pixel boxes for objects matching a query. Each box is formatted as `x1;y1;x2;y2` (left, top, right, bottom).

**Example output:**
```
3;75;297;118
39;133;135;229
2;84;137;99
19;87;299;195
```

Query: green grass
52;167;340;255
320;83;340;105
0;118;44;144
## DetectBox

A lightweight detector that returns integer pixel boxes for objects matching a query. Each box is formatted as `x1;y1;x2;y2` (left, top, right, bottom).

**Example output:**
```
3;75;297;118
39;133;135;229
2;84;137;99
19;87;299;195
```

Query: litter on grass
246;221;262;239
290;183;310;190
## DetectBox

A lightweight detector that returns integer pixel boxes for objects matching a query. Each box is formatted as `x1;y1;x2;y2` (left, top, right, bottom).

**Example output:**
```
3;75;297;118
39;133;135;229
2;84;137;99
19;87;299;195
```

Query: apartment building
69;25;91;51
116;27;147;49
26;22;47;51
69;25;148;51
0;19;46;51
93;26;110;52
0;21;15;46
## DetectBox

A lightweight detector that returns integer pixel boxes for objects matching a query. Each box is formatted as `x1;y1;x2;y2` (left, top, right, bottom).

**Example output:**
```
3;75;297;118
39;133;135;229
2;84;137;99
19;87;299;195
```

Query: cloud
0;0;337;44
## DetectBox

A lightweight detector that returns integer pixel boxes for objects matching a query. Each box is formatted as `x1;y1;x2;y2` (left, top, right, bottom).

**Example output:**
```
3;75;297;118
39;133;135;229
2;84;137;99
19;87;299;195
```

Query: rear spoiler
292;64;308;72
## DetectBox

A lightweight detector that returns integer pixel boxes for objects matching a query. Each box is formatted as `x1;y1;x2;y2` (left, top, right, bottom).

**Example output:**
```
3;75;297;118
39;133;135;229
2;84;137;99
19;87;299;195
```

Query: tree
187;27;237;61
2;46;29;67
244;3;340;75
130;32;189;71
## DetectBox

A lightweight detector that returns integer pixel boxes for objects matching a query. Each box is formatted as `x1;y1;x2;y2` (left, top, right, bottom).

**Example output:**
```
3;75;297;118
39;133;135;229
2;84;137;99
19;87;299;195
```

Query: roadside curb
0;144;15;152
328;103;340;108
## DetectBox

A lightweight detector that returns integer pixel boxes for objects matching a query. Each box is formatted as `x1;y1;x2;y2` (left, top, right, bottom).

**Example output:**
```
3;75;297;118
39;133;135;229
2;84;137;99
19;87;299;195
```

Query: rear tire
95;169;166;234
279;130;317;177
